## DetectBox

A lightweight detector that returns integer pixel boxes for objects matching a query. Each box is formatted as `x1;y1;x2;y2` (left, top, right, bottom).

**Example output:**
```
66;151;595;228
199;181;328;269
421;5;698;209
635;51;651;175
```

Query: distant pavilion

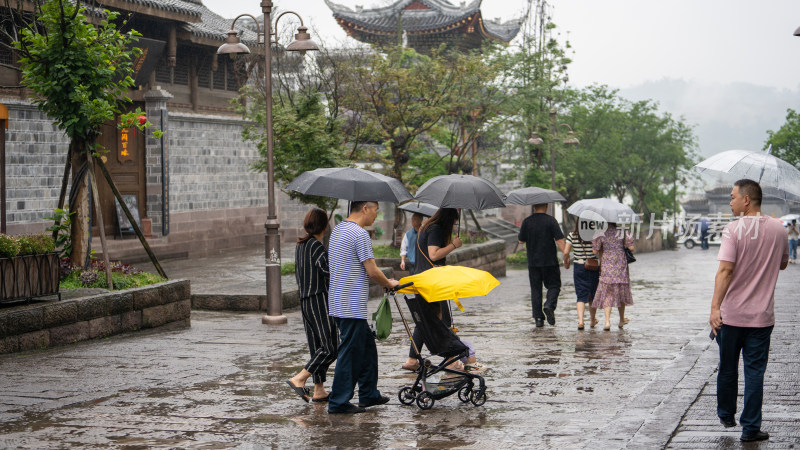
324;0;524;53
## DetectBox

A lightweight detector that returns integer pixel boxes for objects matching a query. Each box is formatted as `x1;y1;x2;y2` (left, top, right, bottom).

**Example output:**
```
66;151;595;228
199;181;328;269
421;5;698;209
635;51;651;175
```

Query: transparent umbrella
566;198;641;224
694;147;800;201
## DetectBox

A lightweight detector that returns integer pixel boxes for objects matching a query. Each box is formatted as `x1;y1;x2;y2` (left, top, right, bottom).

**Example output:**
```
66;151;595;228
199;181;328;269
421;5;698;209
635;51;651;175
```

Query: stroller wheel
470;388;487;407
416;391;435;410
458;386;472;403
398;386;416;405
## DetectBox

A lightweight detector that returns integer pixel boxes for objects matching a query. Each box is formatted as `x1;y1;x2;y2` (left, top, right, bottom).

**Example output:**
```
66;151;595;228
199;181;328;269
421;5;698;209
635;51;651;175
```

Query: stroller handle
389;281;414;293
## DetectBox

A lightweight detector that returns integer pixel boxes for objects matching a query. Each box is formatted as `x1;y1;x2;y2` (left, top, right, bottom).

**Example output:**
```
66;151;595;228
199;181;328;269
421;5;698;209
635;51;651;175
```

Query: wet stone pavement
1;249;799;448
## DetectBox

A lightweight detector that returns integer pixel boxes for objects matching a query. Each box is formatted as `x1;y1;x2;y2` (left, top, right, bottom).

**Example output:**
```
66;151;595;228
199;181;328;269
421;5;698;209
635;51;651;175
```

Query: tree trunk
87;151;113;289
69;142;90;266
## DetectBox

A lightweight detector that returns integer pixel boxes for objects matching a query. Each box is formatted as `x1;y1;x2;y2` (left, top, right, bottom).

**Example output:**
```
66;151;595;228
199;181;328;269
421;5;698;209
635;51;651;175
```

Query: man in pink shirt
709;179;789;442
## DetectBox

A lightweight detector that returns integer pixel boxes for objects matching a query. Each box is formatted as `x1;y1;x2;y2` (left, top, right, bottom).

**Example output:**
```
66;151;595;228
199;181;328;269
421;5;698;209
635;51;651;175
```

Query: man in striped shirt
327;200;399;414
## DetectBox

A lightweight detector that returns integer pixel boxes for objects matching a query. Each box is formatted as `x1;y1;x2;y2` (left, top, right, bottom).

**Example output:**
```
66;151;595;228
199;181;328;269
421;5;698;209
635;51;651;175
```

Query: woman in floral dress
592;223;635;330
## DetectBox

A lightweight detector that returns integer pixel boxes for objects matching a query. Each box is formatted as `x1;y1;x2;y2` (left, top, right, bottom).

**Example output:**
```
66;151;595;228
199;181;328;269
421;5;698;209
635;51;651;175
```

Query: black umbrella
399;201;439;217
505;187;566;205
414;174;506;210
285;167;412;203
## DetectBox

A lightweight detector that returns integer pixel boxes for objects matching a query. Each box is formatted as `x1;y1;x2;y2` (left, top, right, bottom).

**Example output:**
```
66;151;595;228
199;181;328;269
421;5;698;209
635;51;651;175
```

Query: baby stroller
389;282;487;410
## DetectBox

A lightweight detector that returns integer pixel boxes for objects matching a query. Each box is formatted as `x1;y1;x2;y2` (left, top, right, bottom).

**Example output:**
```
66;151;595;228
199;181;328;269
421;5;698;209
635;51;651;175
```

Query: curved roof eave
326;0;482;19
181;3;260;49
100;0;202;23
479;16;524;43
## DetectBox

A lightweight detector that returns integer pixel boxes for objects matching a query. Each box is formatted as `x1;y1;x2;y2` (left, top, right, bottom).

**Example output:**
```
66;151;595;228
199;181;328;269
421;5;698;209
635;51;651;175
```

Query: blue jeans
716;324;773;434
789;239;797;260
328;318;381;412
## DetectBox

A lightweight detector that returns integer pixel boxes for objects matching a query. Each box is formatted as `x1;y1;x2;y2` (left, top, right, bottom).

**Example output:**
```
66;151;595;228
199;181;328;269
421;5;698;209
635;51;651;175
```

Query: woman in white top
563;220;600;330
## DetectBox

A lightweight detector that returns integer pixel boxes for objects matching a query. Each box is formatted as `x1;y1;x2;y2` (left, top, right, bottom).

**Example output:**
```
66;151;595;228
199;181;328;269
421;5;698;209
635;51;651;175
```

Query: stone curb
0;280;191;355
598;325;717;448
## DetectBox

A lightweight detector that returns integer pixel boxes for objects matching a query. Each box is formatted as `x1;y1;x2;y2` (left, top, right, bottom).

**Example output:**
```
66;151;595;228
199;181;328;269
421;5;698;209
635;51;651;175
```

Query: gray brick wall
1;98;396;244
2;100;70;231
166;112;266;214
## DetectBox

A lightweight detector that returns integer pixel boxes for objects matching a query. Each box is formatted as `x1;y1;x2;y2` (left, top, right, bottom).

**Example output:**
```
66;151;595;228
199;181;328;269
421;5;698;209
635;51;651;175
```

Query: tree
765;108;800;168
237;87;345;213
491;0;574;188
562;89;697;219
7;0;165;279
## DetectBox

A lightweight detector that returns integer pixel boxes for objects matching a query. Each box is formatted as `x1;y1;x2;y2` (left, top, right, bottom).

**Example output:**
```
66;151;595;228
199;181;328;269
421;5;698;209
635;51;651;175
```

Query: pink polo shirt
717;216;789;327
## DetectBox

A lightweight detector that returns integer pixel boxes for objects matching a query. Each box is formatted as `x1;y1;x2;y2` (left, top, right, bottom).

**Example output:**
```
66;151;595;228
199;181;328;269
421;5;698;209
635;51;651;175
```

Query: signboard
115;194;140;235
118;126;134;164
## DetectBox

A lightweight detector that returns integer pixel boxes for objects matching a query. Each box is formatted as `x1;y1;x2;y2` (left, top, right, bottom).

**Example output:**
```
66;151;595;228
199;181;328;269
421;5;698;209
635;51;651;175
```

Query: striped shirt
295;237;329;299
328;220;374;319
566;232;597;263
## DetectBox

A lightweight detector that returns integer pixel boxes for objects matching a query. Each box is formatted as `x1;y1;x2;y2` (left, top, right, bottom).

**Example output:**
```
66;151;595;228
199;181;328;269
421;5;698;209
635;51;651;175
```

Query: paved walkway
0;249;798;448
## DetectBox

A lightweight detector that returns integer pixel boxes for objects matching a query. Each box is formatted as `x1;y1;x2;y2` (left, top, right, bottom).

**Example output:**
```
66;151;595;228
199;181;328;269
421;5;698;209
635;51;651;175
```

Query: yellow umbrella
397;266;500;311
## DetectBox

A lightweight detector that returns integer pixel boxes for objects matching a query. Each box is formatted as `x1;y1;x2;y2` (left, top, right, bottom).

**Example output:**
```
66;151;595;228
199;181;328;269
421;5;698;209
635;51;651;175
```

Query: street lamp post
527;109;579;216
217;1;319;325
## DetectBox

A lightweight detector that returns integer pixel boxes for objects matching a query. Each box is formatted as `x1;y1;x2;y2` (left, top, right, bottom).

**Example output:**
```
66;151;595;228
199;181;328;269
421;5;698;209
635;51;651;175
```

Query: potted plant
0;233;60;303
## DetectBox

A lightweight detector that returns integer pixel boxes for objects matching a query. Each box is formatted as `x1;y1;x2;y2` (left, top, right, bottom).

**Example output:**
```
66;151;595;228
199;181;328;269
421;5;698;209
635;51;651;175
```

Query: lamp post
217;1;319;325
527;109;579;216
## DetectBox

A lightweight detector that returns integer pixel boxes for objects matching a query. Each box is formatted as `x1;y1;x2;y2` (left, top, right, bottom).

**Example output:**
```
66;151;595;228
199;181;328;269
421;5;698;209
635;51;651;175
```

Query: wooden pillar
0;102;7;234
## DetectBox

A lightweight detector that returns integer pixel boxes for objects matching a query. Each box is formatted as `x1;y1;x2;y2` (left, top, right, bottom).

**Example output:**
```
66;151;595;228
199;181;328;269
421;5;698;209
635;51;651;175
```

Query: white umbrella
694;147;800;201
566;198;641;224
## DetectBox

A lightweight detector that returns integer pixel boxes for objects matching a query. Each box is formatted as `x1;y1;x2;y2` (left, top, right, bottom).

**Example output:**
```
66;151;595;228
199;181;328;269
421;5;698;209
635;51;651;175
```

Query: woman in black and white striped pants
287;209;338;403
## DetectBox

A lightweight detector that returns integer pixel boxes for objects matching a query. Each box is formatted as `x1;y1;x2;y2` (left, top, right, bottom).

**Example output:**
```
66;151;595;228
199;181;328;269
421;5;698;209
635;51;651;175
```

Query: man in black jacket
518;204;566;327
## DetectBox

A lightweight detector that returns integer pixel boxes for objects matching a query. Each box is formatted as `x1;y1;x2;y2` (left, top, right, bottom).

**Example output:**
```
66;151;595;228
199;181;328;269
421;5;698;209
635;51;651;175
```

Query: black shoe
535;318;544;327
719;416;736;428
740;431;769;442
543;308;555;325
358;395;390;408
329;403;367;414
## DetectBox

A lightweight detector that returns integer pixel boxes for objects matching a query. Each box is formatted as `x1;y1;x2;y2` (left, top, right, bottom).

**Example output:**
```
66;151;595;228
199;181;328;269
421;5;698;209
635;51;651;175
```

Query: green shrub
0;234;21;258
33;234;57;254
44;208;75;257
59;259;166;290
281;261;295;275
372;244;400;258
14;234;56;255
506;250;528;265
16;235;36;255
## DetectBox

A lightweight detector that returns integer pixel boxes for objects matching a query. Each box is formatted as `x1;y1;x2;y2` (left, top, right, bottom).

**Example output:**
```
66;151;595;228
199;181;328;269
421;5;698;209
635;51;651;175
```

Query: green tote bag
371;296;393;340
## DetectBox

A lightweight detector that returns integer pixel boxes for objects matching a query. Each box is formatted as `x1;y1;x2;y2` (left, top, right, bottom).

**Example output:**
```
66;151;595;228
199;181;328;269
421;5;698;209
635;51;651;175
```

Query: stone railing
193;240;507;312
376;239;507;280
0;280;190;355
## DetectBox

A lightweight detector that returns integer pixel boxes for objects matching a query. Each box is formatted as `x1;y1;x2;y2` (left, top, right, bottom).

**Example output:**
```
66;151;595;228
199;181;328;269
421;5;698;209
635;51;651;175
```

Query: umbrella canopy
505;187;566;205
285;167;412;203
694;149;800;201
780;214;799;226
399;201;439;217
567;198;641;224
414;174;506;210
397;266;500;311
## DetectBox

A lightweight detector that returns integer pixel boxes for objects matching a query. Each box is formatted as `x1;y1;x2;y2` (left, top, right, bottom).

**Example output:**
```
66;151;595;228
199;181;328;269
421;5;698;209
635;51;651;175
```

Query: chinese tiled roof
182;3;260;46
94;0;258;46
325;0;523;48
99;0;203;22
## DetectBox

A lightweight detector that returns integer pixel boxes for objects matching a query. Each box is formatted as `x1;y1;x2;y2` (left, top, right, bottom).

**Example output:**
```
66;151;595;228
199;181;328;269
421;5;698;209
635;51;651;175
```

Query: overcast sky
201;0;800;91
